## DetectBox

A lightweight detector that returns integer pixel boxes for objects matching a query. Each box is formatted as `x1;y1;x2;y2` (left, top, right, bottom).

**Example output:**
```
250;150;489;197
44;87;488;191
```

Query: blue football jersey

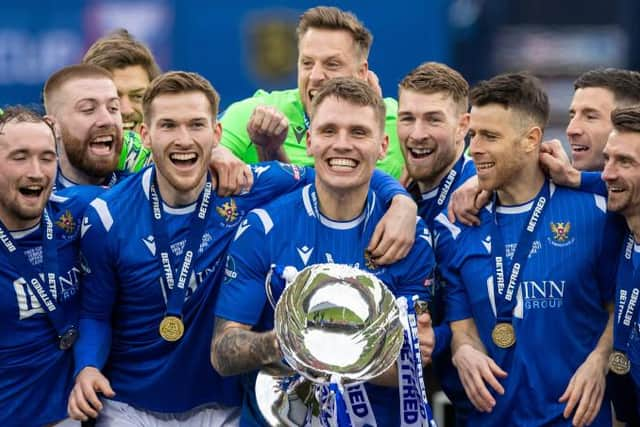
433;181;623;427
620;241;640;412
0;185;103;426
75;162;408;413
412;153;476;421
54;166;128;191
215;183;436;426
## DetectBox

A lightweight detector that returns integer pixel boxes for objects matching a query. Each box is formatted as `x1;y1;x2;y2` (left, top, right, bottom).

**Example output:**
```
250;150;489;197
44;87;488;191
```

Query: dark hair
574;68;640;107
297;6;372;59
43;64;114;113
399;61;469;113
0;105;55;139
310;77;386;132
470;72;549;129
143;71;220;123
83;28;161;81
611;105;640;133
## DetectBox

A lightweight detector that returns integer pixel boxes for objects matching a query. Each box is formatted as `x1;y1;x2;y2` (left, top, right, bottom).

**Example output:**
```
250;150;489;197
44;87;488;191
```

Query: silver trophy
256;263;404;426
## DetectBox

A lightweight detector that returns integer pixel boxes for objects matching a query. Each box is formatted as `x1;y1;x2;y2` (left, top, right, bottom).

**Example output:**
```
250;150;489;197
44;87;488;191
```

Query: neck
0;210;40;232
416;141;465;193
626;215;640;244
155;170;207;207
314;179;368;221
496;165;546;206
58;152;108;186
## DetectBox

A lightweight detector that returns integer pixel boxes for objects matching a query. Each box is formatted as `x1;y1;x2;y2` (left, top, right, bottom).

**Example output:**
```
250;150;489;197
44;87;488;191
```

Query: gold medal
609;351;631;375
492;323;516;348
159;315;184;342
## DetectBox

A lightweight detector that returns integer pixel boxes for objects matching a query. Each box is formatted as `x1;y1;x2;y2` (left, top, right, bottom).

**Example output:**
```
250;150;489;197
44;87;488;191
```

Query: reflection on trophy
256;263;404;426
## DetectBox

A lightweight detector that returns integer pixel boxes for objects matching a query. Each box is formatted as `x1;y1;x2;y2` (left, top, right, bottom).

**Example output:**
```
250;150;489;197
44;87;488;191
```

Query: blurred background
1;0;639;141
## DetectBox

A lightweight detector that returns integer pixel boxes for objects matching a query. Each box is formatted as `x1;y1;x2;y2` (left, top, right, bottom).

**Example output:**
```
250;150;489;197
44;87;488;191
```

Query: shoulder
221;88;300;117
249;161;309;186
550;184;607;215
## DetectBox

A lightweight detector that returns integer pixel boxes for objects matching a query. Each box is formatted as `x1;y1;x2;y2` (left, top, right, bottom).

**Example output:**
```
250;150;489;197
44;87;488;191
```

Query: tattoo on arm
211;317;282;376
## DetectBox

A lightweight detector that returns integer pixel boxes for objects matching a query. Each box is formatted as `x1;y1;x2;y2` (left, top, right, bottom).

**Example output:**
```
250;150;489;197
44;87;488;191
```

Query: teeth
170;153;197;161
329;158;356;168
609;186;624;192
409;147;434;155
123;122;135;129
309;89;318;99
571;144;588;152
25;185;42;191
93;136;113;143
476;162;495;170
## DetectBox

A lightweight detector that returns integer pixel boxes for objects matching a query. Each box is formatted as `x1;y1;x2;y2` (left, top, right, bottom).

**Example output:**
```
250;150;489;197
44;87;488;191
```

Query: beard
59;125;123;179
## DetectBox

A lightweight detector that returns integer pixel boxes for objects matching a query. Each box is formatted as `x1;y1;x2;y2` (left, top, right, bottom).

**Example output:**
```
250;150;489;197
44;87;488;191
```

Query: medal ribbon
0;209;74;339
613;233;640;353
149;169;212;319
343;383;377;426
397;296;436;427
491;180;550;336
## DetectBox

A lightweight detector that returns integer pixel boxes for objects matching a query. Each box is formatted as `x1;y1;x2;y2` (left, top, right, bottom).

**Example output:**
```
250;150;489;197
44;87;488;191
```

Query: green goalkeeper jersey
219;88;404;179
117;130;153;173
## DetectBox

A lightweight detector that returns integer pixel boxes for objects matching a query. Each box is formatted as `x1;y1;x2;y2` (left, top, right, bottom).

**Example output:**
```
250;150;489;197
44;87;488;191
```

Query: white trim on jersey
252;209;274;234
90;199;114;232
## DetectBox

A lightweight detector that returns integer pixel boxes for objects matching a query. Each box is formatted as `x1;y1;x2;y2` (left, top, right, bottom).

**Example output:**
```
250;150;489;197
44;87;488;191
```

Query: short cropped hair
297;6;372;59
310;77;386;132
574;68;640;107
399;62;469;113
142;71;220;123
83;28;161;81
0;105;56;139
470;72;549;130
611;105;640;134
43;64;114;113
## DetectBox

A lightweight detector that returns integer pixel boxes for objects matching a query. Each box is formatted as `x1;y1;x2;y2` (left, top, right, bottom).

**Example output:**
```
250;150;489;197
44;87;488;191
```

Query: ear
378;133;389;160
357;60;369;80
523;126;543;153
44;115;62;148
306;130;313;156
455;112;470;143
213;121;222;148
140;122;152;149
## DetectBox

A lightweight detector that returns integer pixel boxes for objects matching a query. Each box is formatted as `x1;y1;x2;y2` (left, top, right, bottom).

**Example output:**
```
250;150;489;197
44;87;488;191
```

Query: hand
209;145;253;197
558;351;608;427
366;70;383;96
417;312;435;365
446;176;490;226
67;367;115;421
452;344;507;412
247;105;289;151
539;139;581;188
367;195;416;265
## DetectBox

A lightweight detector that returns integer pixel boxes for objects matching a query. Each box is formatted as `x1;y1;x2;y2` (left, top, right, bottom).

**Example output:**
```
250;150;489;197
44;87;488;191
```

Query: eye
131;94;144;102
398;116;414;124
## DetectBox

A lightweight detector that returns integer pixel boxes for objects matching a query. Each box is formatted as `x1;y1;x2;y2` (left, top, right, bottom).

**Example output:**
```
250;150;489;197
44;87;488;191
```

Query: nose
469;133;483;157
95;105;118;128
26;156;45;180
566;117;583;138
601;160;617;182
409;119;430;143
309;63;326;83
120;95;134;115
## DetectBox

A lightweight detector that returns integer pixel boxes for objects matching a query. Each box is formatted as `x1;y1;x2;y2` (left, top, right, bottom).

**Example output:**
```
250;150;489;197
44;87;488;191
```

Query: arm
246;105;290;162
211;318;282;376
539;139;581;188
68;206;118;420
209;145;254;197
579;171;607;195
367;169;417;264
446;175;491;227
451;319;507;413
558;308;613;427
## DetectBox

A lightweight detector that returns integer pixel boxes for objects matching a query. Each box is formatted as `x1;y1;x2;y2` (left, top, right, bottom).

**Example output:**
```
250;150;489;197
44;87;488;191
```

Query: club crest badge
549;221;574;247
56;210;75;235
217;199;239;224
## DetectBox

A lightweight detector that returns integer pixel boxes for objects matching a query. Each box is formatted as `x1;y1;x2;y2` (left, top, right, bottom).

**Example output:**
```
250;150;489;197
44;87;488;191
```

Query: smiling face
0;121;57;230
567;87;616;171
307;96;387;197
141;91;220;205
397;89;468;190
297;28;368;114
602;130;640;217
112;65;150;133
468;104;529;193
53;77;123;181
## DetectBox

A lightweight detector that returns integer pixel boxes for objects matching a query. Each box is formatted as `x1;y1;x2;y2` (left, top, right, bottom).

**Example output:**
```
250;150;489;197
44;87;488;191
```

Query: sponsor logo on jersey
293;126;306;144
280;162;303;180
216;199;240;225
223;255;237;283
142;235;156;256
56;210;75;235
548;221;574;247
522;279;565;310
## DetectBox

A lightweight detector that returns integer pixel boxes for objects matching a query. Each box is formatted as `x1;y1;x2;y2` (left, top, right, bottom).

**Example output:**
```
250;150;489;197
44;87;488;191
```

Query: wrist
568;167;581;188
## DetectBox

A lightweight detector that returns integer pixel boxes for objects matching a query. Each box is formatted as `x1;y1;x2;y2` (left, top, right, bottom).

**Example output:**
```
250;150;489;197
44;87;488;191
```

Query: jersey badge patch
217;198;239;224
56;210;75;235
549;222;574;247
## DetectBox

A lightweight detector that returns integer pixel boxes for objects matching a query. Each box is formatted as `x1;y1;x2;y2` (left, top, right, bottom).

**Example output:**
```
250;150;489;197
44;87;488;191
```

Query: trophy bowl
275;263;403;383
